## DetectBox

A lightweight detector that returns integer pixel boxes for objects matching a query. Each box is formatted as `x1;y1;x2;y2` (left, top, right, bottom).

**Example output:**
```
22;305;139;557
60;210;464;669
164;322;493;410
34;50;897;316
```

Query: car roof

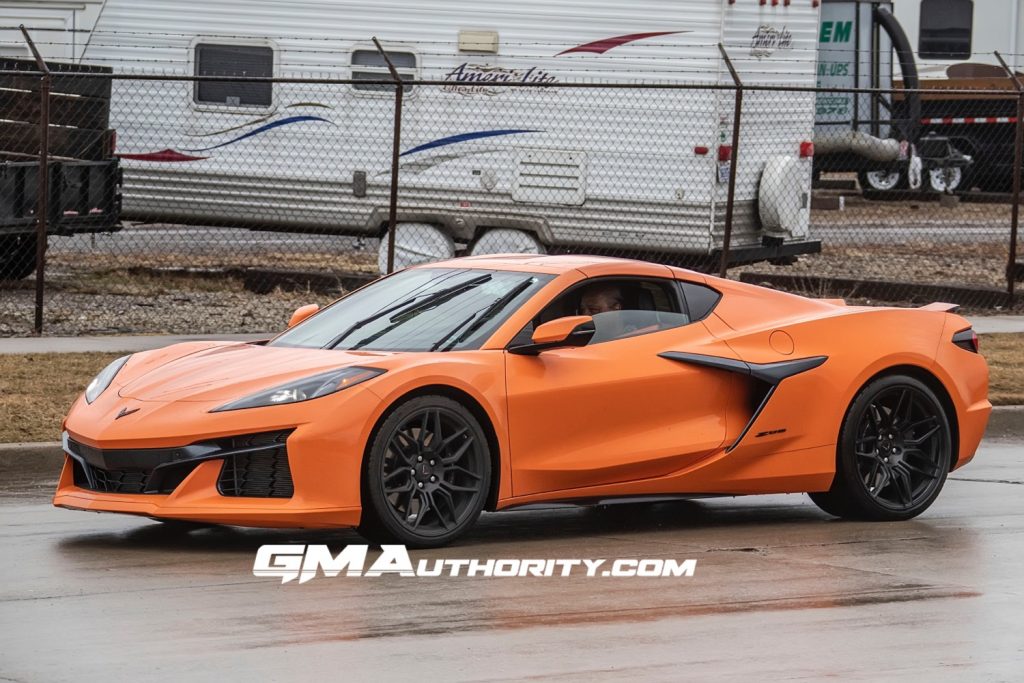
420;254;702;279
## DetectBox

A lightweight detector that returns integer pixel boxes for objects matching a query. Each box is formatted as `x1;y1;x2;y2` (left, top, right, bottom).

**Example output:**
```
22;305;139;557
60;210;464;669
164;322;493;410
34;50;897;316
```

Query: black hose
874;5;921;143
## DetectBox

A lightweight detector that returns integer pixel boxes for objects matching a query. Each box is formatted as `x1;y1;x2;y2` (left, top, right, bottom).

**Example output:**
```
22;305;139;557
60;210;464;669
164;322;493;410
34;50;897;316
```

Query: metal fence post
373;37;403;274
20;25;50;333
717;44;743;279
995;52;1022;304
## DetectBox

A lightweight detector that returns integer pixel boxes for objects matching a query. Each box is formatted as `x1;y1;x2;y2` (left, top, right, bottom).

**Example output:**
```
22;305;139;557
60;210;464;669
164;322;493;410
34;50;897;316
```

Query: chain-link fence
1;30;1022;336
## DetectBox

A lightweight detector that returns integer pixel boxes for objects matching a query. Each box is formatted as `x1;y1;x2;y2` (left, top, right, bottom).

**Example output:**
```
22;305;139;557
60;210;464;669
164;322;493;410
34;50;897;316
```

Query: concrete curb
0;441;63;475
2;406;1022;478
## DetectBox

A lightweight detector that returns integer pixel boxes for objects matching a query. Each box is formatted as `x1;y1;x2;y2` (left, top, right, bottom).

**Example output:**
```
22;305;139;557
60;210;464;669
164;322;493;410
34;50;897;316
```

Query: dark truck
1;58;121;280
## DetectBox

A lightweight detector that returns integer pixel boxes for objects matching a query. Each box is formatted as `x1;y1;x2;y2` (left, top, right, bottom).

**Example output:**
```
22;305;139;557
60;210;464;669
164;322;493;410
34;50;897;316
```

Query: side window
918;0;973;59
351;49;417;93
511;278;692;347
678;281;721;322
194;43;274;107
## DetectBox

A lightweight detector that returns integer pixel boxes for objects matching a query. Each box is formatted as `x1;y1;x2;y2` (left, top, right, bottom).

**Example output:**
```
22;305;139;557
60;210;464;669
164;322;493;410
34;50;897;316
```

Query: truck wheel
858;169;905;196
0;234;38;281
927;167;968;194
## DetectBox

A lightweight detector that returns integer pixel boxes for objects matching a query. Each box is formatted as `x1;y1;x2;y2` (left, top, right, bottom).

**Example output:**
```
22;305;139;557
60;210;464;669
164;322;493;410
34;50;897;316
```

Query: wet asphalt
1;437;1023;681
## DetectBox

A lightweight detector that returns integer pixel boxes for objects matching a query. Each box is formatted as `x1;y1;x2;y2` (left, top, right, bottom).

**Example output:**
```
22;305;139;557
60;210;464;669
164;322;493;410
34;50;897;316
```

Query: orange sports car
55;255;991;547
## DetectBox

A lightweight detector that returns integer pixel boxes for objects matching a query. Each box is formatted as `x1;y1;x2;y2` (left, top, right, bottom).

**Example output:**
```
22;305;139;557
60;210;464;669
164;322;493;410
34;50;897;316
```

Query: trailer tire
469;228;545;257
0;234;38;281
377;223;455;274
858;169;905;196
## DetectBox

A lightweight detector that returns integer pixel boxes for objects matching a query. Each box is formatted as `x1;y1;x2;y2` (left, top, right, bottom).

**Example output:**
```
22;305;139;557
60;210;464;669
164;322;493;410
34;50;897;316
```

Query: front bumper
53;384;384;528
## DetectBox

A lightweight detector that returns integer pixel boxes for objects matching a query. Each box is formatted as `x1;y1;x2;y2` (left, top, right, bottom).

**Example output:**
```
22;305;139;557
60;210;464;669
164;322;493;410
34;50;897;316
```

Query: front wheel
809;375;952;521
858;169;905;195
359;395;491;548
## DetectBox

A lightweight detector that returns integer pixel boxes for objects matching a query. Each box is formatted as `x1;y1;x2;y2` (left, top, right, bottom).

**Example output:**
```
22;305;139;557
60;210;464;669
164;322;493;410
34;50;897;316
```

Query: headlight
85;355;131;404
211;366;385;412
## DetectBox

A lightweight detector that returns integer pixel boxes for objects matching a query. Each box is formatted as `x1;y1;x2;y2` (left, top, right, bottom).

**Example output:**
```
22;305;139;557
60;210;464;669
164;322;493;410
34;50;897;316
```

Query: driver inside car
578;283;660;341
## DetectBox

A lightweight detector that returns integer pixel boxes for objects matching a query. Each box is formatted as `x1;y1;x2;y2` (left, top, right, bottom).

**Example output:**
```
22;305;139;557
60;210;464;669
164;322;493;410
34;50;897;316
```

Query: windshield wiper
324;273;489;350
341;274;493;351
437;277;535;352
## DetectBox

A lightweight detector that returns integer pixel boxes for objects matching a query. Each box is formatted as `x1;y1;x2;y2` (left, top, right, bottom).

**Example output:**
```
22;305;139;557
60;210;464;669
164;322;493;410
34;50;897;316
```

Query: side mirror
288;304;320;329
509;315;595;355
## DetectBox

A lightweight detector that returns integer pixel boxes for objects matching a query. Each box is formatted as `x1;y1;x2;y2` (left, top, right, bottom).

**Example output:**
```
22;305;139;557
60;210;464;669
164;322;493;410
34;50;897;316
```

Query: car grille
68;438;204;495
66;430;294;497
217;431;294;498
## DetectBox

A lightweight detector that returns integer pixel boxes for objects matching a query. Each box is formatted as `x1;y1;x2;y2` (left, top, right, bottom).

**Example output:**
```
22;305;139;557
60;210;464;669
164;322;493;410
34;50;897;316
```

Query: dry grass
981;334;1024;406
0;352;122;443
1;336;1020;443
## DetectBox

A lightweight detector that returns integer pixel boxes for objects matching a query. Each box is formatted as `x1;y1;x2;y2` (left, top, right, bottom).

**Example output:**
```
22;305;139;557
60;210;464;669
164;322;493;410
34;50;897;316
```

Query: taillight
952;328;979;353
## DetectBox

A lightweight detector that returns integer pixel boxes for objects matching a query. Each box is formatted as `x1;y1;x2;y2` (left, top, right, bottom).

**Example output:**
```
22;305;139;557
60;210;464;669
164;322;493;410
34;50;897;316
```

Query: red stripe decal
556;31;685;56
117;149;209;162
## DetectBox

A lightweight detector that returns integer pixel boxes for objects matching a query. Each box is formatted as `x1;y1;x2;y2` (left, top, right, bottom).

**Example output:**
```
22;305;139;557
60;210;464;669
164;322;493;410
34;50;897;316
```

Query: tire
359;395;492;548
858;169;905;195
0;234;38;281
927;166;969;194
809;374;952;521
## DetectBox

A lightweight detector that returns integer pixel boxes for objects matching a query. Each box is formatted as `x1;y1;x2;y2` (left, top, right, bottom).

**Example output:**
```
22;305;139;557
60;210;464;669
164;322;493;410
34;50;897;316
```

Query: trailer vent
512;150;586;206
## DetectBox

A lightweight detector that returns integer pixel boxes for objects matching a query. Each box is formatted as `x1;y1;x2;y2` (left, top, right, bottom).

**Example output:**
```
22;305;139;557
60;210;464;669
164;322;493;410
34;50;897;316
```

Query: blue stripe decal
401;129;541;157
184;115;334;152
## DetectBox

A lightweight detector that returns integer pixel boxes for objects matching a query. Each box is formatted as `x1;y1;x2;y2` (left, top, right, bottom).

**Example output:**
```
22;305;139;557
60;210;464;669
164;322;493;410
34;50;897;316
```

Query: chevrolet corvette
55;255;991;547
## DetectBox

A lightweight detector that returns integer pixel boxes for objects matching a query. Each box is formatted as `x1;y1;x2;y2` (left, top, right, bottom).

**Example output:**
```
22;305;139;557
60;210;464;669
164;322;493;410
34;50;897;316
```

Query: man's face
580;289;623;316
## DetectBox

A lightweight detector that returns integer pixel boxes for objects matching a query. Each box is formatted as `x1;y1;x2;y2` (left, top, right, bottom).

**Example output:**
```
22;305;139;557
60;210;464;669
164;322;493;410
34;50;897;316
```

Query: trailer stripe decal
117;149;209;162
400;129;541;157
921;116;1018;125
183;115;334;152
555;31;687;56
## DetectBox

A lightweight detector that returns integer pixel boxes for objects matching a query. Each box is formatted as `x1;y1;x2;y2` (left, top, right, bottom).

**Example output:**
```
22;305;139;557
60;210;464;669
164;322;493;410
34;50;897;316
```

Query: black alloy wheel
809;374;952;521
360;395;490;547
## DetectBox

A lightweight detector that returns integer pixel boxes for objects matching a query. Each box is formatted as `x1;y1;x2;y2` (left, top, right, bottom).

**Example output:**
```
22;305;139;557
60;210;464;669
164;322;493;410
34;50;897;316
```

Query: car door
504;277;741;498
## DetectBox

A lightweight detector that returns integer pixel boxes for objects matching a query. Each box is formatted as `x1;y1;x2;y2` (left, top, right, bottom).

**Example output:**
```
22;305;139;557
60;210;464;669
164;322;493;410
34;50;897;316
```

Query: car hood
117;342;394;403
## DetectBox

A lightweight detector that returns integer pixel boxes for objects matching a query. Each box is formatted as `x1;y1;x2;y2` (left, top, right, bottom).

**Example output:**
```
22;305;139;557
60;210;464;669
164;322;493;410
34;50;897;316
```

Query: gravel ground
0;276;329;337
1;197;1019;336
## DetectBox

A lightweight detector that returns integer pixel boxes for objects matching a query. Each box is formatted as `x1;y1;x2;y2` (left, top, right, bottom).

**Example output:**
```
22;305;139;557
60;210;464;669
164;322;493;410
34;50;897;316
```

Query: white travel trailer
9;0;826;271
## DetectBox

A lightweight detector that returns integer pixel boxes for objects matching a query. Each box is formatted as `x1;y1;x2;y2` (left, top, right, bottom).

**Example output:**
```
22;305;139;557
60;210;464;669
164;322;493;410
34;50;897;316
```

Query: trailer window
194;43;274;107
918;0;973;59
351;49;416;93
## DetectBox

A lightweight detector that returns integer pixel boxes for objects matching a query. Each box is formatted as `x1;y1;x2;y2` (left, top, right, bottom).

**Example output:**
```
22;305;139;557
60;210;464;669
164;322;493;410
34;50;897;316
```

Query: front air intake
217;431;294;498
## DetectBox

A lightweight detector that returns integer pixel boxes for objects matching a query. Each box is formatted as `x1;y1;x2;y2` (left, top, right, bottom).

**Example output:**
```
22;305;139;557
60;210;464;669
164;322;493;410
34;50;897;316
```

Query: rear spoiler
919;302;960;313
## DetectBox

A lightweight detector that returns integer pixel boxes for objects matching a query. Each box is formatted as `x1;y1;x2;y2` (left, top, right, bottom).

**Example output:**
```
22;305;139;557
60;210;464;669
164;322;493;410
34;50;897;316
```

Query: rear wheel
0;234;38;281
809;375;952;521
359;395;491;547
927;166;968;194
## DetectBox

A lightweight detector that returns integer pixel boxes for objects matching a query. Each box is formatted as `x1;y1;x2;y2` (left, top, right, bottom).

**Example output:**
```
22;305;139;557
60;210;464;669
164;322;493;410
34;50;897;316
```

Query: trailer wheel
377;223;455;274
927;166;968;194
858;169;905;194
469;228;545;257
0;234;38;281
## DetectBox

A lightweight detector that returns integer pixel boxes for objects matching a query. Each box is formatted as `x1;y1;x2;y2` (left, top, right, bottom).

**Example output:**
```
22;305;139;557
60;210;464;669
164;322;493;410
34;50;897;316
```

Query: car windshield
270;268;553;352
